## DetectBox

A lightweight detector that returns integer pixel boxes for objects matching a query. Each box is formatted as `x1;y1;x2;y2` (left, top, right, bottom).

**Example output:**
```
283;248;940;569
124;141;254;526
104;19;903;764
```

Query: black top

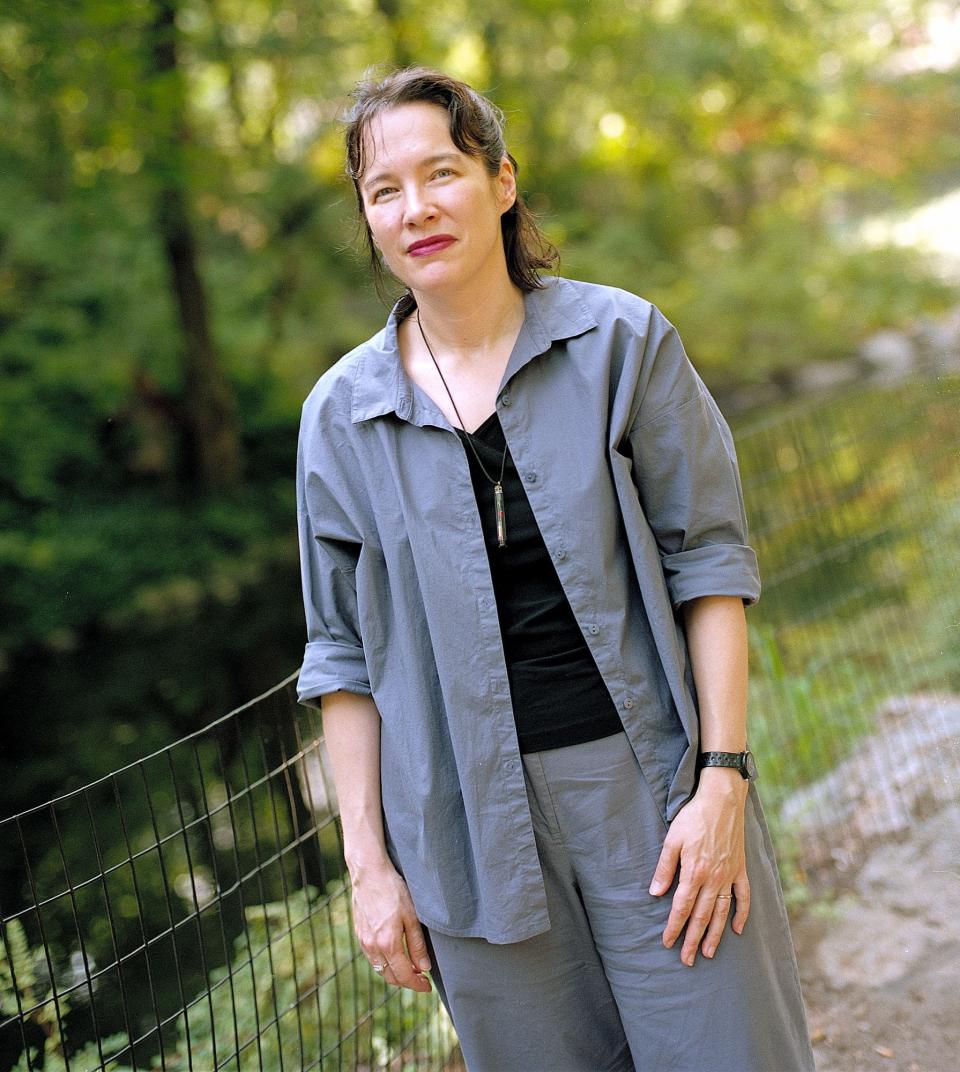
456;412;624;753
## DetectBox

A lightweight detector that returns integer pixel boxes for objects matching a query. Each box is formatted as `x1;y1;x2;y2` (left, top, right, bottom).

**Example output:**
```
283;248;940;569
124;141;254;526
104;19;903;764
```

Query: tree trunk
146;0;242;490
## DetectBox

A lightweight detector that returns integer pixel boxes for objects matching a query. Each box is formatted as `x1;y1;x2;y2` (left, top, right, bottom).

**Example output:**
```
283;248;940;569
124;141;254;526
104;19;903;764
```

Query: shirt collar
350;275;598;425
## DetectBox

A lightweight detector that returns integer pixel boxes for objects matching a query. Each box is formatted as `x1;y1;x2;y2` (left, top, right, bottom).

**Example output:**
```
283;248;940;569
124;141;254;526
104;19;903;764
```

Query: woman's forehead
360;103;457;175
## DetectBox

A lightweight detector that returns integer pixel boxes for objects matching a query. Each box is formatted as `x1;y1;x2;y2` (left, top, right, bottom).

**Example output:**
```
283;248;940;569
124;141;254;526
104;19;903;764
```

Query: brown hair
343;66;559;302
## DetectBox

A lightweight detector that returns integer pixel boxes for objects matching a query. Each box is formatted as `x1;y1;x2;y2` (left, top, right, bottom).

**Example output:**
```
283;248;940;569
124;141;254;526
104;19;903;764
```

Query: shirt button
500;393;512;407
589;624;600;635
524;472;537;484
505;759;519;772
623;697;635;710
555;549;567;562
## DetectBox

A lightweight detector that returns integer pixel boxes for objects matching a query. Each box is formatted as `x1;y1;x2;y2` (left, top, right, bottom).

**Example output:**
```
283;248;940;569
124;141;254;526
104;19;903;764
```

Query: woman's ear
497;156;518;214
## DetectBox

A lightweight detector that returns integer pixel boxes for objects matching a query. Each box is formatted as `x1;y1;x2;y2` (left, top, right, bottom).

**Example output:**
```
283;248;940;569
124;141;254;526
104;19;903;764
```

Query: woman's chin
400;267;467;297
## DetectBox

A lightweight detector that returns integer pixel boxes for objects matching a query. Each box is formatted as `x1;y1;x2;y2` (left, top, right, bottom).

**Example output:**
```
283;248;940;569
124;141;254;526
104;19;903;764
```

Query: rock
814;804;960;989
858;330;917;379
791;359;861;393
810;806;960;986
794;780;960;1072
779;693;960;868
853;803;960;931
816;902;938;988
721;380;788;416
914;307;960;370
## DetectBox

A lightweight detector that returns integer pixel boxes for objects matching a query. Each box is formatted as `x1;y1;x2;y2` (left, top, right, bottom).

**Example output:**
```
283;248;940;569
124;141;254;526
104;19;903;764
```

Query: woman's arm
684;593;749;753
321;690;432;991
648;594;752;965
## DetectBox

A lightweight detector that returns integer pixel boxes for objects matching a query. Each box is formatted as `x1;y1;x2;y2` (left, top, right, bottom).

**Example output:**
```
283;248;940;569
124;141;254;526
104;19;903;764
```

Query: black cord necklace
416;308;509;548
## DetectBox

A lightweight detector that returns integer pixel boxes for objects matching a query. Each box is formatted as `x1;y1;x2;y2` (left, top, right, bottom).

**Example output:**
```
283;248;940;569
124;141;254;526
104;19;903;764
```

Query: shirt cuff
296;639;372;707
660;543;762;610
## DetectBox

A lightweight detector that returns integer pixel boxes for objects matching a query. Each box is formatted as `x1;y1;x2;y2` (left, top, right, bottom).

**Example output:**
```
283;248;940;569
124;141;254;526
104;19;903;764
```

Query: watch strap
698;750;757;780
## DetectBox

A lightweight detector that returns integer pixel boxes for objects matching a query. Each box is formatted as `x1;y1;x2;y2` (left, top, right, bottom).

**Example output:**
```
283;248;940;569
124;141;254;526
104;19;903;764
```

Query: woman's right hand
351;859;433;992
319;692;432;992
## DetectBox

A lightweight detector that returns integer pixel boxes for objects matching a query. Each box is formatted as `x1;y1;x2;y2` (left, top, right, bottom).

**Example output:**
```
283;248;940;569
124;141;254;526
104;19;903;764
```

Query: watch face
743;751;758;780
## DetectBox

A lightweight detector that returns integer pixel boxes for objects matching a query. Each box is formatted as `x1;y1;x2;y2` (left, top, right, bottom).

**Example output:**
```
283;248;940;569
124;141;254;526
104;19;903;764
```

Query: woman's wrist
346;843;394;881
696;765;749;803
343;818;393;878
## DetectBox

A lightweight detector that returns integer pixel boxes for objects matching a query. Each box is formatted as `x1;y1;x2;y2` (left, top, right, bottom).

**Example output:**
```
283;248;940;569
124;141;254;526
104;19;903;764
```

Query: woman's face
358;102;517;297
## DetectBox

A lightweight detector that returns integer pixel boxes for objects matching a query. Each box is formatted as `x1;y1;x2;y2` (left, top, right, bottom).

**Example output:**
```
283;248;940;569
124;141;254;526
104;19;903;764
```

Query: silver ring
372;962;385;974
716;893;733;900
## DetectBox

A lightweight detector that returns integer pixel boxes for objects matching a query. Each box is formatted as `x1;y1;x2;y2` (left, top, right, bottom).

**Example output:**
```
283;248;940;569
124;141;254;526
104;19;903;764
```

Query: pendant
494;482;507;547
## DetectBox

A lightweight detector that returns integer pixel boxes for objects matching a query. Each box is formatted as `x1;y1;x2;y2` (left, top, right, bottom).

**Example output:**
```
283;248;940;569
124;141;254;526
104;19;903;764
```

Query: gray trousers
425;732;814;1072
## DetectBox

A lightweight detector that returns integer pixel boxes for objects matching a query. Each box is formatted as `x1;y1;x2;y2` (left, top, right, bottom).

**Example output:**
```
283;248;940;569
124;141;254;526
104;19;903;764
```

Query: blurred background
1;1;958;1070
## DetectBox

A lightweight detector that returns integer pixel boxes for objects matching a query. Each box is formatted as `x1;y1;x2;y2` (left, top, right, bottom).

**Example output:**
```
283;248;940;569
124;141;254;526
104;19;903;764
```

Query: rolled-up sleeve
295;415;372;707
627;311;761;610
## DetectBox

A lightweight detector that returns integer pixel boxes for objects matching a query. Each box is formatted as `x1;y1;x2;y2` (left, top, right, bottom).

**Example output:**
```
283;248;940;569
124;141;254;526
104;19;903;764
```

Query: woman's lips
407;236;456;257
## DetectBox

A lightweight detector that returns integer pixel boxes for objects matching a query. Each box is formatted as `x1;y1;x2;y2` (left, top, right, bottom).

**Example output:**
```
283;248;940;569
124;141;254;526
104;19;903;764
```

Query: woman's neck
408;274;526;363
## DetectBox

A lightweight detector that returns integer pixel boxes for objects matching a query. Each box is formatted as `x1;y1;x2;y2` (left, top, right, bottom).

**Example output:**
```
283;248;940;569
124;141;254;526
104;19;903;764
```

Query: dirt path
792;801;960;1072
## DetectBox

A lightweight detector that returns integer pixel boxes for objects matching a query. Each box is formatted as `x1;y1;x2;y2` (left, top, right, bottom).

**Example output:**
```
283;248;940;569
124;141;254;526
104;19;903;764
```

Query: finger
365;951;392;983
362;938;407;990
404;916;432;974
701;894;734;959
678;887;719;966
649;836;680;896
384;942;432;993
732;872;751;935
368;949;404;989
405;970;432;992
661;878;699;949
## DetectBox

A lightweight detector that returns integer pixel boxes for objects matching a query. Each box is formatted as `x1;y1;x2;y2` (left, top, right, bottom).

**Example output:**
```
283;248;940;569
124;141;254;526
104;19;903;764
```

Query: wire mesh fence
0;678;458;1072
733;363;960;876
1;363;958;1070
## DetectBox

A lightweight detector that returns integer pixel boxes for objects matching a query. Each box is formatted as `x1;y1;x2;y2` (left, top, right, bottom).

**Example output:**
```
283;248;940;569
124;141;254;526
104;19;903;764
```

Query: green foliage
2;885;456;1072
2;917;71;1061
10;1036;133;1072
155;883;456;1072
657;222;952;381
1;0;953;691
747;621;876;804
1;919;39;1016
0;0;953;718
1;899;142;1072
737;371;960;809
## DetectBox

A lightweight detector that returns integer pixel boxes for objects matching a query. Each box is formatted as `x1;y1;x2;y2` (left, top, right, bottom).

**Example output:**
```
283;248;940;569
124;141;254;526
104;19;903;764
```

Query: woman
296;66;814;1072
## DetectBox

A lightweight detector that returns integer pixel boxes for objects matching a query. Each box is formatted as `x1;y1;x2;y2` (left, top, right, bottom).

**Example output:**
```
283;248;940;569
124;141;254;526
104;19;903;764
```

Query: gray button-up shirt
296;275;761;943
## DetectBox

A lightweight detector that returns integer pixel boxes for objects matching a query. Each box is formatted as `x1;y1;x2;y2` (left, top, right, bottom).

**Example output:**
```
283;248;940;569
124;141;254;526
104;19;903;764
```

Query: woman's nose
402;186;438;227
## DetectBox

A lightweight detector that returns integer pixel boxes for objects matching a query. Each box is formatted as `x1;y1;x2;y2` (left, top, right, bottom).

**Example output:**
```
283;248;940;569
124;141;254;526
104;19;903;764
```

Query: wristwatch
698;750;758;781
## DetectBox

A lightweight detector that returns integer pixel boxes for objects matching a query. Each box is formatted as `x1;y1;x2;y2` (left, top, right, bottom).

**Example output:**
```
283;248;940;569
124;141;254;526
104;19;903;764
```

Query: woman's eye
369;171;453;202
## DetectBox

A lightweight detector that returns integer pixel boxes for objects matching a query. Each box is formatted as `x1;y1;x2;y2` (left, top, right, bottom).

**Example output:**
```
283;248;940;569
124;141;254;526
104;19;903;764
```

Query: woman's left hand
648;768;751;966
